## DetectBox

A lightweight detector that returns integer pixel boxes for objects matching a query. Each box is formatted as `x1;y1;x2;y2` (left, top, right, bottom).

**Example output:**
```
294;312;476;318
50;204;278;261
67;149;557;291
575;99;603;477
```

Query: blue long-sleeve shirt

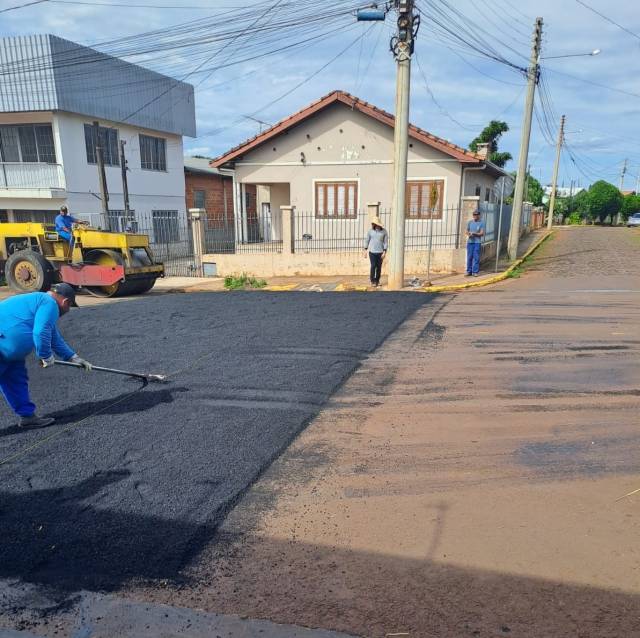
363;228;389;253
55;213;78;234
0;293;75;362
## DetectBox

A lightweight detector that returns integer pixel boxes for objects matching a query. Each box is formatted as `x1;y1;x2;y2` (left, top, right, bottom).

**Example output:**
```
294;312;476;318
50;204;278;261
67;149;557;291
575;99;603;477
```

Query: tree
572;189;589;215
469;120;513;168
525;173;544;207
620;193;640;221
584;180;623;224
505;171;544;207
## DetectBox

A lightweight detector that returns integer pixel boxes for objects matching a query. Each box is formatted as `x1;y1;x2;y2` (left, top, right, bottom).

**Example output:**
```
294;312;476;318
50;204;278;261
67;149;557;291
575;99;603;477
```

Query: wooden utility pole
507;18;543;260
547;114;565;229
93;121;110;230
120;140;131;218
387;0;416;290
619;158;628;190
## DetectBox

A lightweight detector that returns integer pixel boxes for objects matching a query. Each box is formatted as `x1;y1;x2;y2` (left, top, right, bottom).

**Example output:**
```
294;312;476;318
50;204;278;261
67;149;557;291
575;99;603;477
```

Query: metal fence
294;206;463;253
202;207;282;254
134;210;198;277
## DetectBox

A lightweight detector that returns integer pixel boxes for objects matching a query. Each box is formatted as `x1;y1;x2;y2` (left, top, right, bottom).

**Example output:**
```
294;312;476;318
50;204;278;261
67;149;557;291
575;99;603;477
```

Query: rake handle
54;359;150;381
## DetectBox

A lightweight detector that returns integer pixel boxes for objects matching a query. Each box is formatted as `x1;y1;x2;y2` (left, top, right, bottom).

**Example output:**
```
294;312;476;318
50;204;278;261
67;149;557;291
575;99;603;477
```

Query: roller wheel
5;250;54;293
83;249;156;298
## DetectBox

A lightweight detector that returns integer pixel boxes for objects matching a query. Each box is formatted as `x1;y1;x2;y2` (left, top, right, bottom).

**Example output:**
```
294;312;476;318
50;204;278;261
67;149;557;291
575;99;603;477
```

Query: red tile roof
211;90;486;168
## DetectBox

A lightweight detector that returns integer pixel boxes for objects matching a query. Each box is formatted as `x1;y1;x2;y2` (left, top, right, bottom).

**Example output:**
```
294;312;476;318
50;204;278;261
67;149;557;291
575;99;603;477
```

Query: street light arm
541;49;601;59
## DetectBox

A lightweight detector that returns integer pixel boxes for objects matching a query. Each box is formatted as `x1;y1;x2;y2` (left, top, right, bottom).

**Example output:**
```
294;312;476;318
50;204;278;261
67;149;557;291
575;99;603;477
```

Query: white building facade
0;34;196;235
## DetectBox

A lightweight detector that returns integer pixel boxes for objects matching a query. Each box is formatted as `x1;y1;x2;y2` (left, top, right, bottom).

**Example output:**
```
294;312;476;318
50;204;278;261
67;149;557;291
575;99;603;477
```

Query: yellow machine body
0;222;164;297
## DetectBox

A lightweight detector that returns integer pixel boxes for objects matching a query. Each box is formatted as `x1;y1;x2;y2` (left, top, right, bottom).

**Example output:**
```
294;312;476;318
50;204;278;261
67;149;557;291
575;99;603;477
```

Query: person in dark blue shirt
0;284;92;428
465;209;486;277
54;205;87;244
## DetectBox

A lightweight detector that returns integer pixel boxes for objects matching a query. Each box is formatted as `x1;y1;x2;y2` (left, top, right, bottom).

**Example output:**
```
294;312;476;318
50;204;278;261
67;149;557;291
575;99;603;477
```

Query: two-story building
0;34;195;237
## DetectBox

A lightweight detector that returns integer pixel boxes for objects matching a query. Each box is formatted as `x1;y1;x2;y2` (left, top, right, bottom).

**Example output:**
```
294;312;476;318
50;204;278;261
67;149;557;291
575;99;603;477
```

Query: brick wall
185;171;234;224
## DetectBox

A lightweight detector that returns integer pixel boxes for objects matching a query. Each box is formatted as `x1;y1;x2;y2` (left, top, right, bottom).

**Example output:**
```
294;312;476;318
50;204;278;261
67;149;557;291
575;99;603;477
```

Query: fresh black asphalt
0;292;428;595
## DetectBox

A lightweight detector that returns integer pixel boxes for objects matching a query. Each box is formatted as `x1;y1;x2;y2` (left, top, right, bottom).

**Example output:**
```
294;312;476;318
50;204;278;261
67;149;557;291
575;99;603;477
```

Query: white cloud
2;0;639;185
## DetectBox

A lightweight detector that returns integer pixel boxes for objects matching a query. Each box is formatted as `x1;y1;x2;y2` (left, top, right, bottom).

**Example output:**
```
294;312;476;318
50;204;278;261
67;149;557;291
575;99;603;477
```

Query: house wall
232;103;470;211
0;34;195;136
463;167;499;203
184;170;233;219
0;110;188;224
202;241;499;278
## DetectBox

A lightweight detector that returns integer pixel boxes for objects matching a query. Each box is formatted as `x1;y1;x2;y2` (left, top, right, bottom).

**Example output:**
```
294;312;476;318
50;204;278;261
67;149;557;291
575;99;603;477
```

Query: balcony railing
0;162;65;190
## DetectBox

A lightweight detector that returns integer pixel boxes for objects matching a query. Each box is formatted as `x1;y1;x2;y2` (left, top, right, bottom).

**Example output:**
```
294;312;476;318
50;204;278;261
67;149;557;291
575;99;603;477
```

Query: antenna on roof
242;115;271;134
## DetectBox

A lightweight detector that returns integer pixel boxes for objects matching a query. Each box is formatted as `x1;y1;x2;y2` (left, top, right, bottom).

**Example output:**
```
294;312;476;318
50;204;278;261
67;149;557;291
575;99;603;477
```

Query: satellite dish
495;175;515;198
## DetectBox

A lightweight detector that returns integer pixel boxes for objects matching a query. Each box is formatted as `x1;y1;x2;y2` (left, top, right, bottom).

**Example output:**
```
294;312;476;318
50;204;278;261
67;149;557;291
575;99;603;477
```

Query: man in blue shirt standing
54;205;87;244
0;283;93;428
465;209;485;277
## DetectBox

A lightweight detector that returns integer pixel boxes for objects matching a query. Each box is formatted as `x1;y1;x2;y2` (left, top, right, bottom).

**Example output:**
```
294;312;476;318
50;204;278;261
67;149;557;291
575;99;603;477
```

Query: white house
0;34;195;237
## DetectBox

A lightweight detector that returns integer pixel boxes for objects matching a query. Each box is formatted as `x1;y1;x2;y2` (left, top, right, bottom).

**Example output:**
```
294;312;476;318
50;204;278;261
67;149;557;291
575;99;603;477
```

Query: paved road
157;227;640;638
0;292;427;634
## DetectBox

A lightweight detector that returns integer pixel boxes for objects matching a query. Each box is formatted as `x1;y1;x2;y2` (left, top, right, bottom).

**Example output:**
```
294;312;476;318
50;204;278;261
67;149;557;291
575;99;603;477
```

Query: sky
2;0;639;190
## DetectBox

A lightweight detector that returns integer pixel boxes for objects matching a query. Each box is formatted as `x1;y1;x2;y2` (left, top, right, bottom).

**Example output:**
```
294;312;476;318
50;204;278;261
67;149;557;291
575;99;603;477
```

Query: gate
135;210;200;277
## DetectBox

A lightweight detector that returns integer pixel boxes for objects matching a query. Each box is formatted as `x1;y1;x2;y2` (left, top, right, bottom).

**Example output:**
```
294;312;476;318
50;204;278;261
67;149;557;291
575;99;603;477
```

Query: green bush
567;211;583;225
224;273;267;290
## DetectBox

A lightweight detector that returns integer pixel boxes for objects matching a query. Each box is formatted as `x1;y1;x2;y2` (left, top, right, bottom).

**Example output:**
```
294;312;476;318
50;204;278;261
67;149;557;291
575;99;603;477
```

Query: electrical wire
414;51;477;131
573;0;640;42
196;22;374;140
0;0;46;12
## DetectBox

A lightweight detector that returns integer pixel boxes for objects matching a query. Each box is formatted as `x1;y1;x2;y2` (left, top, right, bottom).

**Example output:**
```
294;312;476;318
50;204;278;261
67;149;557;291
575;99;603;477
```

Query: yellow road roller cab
0;222;164;297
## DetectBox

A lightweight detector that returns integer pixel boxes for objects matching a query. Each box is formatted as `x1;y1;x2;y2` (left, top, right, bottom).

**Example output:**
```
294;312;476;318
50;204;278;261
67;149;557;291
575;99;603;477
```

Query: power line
544;66;640;100
50;0;245;7
0;0;47;12
414;51;477;131
574;0;640;42
197;23;374;140
120;0;288;125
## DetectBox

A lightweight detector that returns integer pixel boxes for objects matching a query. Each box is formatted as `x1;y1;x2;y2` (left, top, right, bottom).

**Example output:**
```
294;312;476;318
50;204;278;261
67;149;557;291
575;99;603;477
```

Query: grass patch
224;273;267;290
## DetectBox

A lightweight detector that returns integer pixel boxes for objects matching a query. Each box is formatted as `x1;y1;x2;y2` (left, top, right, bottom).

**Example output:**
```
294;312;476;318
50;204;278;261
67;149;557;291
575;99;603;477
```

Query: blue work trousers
466;242;481;275
0;359;36;417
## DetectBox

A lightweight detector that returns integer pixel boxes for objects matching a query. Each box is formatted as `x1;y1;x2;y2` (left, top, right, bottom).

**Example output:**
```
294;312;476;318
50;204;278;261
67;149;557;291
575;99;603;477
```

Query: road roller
0;222;164;297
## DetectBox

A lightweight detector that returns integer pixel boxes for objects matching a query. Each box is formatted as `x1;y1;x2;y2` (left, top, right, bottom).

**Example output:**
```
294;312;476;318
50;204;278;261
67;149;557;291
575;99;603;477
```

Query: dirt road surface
0;292;427;635
132;227;640;637
1;227;639;637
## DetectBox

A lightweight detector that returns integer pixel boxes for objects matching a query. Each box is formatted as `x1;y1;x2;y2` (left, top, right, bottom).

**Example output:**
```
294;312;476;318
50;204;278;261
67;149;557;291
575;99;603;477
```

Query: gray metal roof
184;157;230;176
0;34;196;137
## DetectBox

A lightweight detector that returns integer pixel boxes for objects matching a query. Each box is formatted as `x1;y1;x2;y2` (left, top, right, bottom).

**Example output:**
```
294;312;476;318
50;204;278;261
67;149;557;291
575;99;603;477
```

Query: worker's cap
51;283;78;307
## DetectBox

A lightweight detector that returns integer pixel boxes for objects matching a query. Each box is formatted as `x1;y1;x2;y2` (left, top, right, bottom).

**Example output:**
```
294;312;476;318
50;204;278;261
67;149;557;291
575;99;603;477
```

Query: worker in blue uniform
0;283;93;428
54;205;87;244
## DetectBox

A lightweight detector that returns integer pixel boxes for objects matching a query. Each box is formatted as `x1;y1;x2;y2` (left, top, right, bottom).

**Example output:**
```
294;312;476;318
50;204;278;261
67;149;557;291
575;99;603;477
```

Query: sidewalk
166;229;549;293
0;230;549;301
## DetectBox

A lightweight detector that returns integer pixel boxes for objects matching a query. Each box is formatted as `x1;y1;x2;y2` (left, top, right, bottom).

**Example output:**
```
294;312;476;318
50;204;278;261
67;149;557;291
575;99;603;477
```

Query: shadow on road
0;470;214;594
0;387;190;436
180;531;640;638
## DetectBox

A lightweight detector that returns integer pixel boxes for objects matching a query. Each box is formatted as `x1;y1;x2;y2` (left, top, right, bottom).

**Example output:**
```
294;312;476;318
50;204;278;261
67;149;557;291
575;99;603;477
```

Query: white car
627;212;640;227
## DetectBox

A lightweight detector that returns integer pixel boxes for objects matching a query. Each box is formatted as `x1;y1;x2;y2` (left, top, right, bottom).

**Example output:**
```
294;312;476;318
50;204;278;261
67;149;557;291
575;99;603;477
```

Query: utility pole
619;158;628;190
569;178;574;216
507;17;543;260
93;121;110;230
119;140;131;219
387;0;417;290
547;114;565;229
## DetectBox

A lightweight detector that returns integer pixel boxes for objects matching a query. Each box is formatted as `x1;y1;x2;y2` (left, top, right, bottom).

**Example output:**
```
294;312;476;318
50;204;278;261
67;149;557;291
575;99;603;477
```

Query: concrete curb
419;231;554;293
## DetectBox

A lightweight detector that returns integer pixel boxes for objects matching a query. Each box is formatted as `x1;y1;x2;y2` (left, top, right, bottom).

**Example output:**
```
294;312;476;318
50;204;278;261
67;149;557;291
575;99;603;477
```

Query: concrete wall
232;102;472;211
0;111;188;223
202;241;499;278
463;167;499;202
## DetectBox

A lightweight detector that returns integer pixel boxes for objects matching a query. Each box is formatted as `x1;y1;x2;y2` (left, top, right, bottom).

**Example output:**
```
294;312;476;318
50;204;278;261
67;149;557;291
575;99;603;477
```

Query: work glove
70;354;93;371
40;355;55;368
